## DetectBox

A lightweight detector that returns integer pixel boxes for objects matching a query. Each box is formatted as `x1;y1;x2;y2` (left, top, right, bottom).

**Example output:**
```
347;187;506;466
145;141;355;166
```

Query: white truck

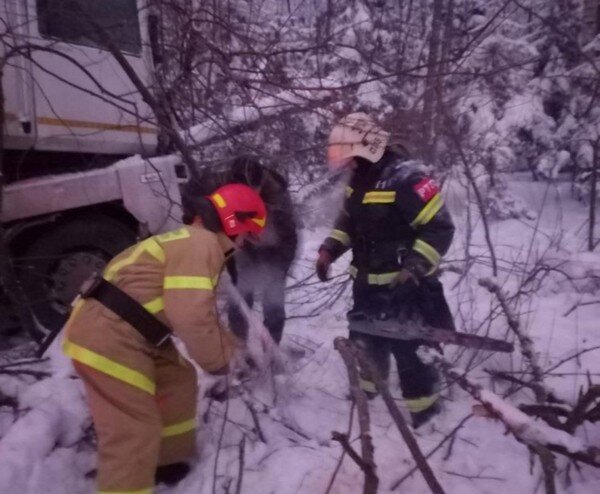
0;0;186;340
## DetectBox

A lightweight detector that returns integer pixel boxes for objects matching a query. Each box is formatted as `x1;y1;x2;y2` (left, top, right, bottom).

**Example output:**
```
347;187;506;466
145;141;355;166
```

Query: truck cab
4;0;156;158
0;0;185;339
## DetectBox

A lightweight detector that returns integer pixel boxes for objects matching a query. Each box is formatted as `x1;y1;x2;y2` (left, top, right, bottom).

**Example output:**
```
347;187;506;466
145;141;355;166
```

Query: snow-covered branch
479;276;551;404
434;352;600;469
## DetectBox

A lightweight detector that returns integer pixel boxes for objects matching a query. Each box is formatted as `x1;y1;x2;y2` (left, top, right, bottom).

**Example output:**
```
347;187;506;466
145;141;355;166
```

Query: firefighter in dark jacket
193;156;298;344
226;157;298;344
316;113;455;427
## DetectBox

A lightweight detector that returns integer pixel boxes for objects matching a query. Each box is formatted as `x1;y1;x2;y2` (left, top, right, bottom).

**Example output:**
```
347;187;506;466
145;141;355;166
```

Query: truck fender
116;155;186;234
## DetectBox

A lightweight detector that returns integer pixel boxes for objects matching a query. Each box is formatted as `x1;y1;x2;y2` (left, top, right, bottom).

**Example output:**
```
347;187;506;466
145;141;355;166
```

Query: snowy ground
1;173;600;494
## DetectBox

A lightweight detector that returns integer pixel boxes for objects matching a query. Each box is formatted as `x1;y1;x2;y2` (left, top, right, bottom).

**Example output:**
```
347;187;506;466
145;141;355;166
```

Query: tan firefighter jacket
63;224;236;395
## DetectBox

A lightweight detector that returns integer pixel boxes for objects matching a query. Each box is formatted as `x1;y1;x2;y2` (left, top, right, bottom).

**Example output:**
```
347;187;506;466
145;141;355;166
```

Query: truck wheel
14;216;137;342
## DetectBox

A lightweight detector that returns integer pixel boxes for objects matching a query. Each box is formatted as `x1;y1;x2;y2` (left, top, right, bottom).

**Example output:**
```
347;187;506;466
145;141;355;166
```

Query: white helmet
326;112;390;170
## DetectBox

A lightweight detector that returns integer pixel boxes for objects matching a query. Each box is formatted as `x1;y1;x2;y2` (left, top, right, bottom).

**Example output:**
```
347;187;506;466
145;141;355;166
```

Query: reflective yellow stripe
162;418;196;438
405;393;439;413
164;276;215;290
367;271;399;285
98;488;153;494
104;243;148;281
345;186;354;198
155;228;191;243
212;193;226;208
142;237;165;263
63;340;155;394
413;239;441;269
104;238;165;281
358;377;377;394
410;194;443;227
329;229;351;246
348;266;400;285
363;191;396;204
143;297;164;314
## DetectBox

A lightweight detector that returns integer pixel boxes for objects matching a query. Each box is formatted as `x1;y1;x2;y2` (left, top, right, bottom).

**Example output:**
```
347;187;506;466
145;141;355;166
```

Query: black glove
401;256;430;279
316;249;333;282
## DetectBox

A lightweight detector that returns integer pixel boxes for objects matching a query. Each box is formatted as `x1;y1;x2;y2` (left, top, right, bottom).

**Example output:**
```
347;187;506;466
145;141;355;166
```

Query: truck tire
14;215;137;342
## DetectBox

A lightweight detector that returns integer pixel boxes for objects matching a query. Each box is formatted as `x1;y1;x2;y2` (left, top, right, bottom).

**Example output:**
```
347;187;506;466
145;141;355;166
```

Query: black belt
80;275;172;346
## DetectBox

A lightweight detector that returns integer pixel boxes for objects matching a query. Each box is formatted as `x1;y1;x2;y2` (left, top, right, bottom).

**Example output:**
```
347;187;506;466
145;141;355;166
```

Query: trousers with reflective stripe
71;344;197;494
349;279;455;414
64;302;198;493
351;331;441;413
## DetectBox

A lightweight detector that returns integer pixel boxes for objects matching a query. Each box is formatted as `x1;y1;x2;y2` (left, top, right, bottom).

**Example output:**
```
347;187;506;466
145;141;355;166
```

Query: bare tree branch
333;337;378;494
351;342;445;494
234;435;246;494
479;277;550;406
325;402;355;494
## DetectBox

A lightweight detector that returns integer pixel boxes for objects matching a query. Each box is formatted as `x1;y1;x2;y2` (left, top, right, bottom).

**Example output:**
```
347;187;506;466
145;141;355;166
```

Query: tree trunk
433;0;453;166
422;0;443;164
589;138;598;252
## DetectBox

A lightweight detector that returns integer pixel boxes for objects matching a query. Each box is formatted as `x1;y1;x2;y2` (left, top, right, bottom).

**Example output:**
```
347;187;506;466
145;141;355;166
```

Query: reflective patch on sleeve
405;393;439;413
156;228;191;243
413;239;441;270
105;244;149;282
164;276;215;290
345;186;354;198
410;193;444;227
141;237;165;263
162;418;196;438
104;238;166;281
329;229;351;246
362;190;396;204
413;177;439;202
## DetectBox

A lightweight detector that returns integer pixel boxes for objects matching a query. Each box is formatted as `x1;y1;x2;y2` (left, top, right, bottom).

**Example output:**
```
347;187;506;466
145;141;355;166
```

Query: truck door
26;0;156;156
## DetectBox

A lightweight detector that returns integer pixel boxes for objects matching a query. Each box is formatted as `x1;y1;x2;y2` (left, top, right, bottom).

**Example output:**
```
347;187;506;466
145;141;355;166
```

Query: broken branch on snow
434;351;600;469
478;277;551;404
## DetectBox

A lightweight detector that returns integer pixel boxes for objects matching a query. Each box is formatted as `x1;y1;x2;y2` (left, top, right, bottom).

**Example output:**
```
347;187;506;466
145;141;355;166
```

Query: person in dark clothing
316;113;455;428
188;157;298;344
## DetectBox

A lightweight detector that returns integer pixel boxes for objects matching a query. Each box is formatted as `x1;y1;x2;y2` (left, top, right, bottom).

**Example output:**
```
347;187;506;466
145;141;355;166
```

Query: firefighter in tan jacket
63;183;267;494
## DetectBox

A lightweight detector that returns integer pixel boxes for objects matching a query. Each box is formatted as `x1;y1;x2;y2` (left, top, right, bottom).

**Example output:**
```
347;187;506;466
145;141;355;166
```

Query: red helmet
207;184;267;237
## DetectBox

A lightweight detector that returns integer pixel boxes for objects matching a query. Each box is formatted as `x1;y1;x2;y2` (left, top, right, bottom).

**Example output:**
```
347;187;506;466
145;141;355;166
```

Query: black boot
411;401;442;429
155;462;191;486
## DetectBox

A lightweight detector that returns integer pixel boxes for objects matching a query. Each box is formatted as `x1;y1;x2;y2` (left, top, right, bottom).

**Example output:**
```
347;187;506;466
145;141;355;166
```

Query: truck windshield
36;0;142;55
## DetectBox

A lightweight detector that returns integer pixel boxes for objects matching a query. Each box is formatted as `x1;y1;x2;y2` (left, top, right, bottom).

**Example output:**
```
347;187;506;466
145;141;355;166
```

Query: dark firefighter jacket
320;152;455;300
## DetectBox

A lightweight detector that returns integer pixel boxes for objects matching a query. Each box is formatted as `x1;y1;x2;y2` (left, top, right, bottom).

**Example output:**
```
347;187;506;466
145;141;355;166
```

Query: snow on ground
1;173;600;493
